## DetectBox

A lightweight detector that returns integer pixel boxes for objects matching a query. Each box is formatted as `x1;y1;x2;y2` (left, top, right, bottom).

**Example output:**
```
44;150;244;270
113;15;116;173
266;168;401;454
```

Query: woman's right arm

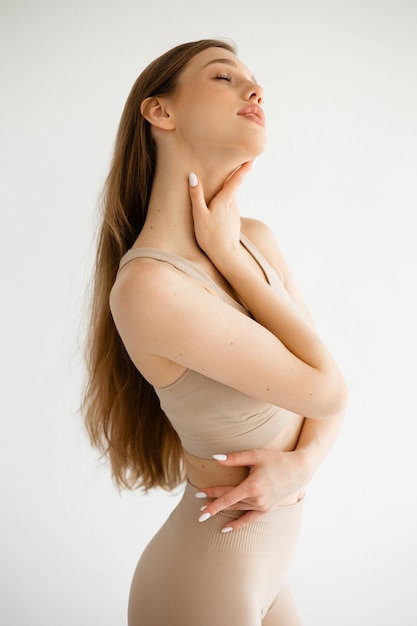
209;247;345;415
187;165;348;418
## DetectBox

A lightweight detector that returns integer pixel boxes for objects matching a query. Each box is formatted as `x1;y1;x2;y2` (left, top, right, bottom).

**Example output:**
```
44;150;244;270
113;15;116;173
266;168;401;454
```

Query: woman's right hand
188;162;252;268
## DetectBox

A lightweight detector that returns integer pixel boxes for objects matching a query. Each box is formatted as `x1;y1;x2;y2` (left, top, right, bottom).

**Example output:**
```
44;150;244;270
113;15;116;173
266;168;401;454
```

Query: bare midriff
184;413;305;506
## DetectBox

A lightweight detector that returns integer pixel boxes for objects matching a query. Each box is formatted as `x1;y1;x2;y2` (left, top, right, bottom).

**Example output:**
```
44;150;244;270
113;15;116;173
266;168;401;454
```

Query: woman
83;39;347;625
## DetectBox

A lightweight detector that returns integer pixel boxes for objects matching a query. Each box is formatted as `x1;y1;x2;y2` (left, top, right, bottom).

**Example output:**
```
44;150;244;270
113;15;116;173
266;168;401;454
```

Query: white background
1;0;416;624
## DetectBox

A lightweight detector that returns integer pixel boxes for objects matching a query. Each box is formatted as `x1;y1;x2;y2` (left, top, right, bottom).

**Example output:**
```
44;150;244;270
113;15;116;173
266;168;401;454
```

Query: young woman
83;39;347;626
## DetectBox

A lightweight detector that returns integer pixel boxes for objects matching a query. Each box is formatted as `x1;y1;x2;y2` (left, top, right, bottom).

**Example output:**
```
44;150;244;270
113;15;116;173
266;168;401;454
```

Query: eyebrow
202;58;257;84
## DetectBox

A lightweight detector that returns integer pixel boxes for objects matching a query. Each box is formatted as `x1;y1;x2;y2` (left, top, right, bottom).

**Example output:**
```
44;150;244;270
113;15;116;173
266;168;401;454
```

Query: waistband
167;481;305;556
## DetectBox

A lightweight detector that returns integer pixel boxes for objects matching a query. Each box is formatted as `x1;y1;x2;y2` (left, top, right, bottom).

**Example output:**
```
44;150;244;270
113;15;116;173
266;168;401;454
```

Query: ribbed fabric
169;481;304;556
128;481;305;626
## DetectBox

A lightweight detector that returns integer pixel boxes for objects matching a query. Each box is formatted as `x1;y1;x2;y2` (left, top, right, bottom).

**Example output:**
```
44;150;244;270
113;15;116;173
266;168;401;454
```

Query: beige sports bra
118;234;297;458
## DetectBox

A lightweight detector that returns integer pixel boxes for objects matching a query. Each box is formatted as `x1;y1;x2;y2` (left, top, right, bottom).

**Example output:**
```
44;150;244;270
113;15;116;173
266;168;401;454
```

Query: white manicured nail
212;454;227;461
200;505;208;512
194;491;208;499
199;512;211;522
221;527;233;533
189;172;198;187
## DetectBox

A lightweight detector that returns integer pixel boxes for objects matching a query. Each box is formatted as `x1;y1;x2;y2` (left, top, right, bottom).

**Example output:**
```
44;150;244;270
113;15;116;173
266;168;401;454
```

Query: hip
166;480;305;556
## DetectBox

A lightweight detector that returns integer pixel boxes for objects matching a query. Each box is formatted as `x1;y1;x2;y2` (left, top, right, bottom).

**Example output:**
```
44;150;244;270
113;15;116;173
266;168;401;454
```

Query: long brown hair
82;39;236;491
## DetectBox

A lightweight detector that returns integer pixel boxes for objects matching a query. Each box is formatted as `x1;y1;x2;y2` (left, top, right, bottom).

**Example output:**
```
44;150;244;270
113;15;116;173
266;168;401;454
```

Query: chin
242;136;267;160
242;143;266;163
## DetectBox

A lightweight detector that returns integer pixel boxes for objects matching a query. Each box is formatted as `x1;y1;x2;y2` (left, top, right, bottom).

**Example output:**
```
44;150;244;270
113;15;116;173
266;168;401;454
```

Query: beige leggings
128;482;304;626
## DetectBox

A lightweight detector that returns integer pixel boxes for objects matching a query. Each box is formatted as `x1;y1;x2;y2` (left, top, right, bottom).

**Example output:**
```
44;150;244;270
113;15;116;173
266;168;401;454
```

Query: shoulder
241;216;274;240
110;256;195;327
109;254;222;378
241;217;280;254
240;217;287;280
241;220;314;326
111;257;173;304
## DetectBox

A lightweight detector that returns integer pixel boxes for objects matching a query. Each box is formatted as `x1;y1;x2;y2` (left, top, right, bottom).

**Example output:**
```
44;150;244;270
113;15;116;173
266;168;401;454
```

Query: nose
246;82;264;104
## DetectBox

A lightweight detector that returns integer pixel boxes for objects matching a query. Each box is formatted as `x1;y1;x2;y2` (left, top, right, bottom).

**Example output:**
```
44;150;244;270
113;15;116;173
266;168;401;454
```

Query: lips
237;104;265;126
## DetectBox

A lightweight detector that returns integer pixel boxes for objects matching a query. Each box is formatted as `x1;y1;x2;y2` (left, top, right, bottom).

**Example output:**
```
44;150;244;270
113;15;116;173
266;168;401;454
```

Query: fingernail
189;172;198;187
199;512;211;522
200;505;208;512
194;491;208;499
212;454;227;461
221;527;233;533
252;157;258;167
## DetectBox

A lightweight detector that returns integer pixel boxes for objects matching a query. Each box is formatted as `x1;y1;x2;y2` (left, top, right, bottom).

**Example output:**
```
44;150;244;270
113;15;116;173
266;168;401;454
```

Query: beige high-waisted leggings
128;482;304;626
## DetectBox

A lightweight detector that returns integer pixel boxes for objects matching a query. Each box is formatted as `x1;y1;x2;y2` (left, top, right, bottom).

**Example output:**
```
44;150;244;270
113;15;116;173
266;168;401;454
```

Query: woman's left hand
196;448;310;532
197;411;345;531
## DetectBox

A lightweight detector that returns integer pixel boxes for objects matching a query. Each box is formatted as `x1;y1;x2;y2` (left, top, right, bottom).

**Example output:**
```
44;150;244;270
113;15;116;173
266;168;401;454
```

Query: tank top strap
239;232;284;287
117;233;282;307
118;245;246;309
118;246;199;276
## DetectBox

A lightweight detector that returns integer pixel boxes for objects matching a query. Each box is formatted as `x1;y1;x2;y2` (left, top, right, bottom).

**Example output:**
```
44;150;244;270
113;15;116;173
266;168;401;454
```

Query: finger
195;482;262;508
194;484;235;500
197;497;260;513
212;449;264;467
197;497;258;512
197;481;255;521
189;164;250;204
221;161;253;194
188;171;209;215
216;501;258;511
220;510;265;533
210;163;252;207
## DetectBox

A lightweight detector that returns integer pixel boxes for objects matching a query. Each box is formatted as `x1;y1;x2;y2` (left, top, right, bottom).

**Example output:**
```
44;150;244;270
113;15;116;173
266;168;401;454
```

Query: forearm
294;411;345;484
220;250;329;362
218;248;347;414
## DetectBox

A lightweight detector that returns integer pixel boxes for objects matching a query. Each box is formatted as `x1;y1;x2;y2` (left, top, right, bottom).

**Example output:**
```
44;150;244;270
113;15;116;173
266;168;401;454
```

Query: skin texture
110;47;347;531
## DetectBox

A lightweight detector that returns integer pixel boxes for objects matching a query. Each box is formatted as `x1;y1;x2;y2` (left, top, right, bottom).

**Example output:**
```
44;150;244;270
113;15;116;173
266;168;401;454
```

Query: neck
137;153;242;257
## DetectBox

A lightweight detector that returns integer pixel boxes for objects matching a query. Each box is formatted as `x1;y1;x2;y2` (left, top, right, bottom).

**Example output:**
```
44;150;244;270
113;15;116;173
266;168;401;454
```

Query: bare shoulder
241;216;275;242
110;257;192;323
110;256;213;385
241;217;287;279
111;257;170;307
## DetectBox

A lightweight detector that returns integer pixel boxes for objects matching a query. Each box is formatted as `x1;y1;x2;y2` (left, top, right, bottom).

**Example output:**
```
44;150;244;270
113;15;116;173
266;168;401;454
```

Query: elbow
307;371;349;419
319;373;349;419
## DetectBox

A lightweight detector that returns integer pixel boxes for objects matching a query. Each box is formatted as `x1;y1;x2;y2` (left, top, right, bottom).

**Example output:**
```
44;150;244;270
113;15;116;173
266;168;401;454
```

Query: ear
140;96;175;130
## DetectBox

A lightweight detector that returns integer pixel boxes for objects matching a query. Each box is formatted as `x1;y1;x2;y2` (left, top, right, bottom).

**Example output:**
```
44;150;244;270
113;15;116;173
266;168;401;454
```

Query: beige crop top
118;233;298;459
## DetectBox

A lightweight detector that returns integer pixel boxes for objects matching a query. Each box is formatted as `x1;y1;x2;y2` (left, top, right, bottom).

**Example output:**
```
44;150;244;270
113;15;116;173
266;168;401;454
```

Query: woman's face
168;47;266;162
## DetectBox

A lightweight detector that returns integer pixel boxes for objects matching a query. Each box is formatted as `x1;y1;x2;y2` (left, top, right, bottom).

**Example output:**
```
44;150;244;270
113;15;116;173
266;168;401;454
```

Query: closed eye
215;73;232;82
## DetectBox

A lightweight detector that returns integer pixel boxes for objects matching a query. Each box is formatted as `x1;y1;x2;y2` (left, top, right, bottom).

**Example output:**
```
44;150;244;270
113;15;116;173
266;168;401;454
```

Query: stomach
183;413;305;506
